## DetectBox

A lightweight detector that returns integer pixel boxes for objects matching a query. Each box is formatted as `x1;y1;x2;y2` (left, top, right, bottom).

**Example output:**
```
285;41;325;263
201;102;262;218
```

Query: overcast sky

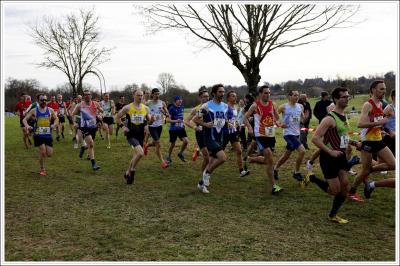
2;1;399;92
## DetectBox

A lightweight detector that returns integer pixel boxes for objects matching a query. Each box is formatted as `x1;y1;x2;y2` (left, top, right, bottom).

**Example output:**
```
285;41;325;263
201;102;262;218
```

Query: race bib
59;108;65;115
265;126;276;137
176;122;184;128
131;114;144;124
38;127;51;135
340;135;350;149
85;118;97;127
290;116;300;123
155;114;162;120
374;115;384;127
214;118;225;131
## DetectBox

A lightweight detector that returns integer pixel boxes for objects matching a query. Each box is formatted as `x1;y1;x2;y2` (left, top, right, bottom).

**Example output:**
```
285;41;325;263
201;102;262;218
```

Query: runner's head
77;95;82;103
331;87;349;108
119;95;125;103
133;89;144;104
369;80;386;100
211;84;224;102
50;95;56;102
299;94;307;103
321;91;329;101
239;99;244;107
83;90;92;103
245;93;254;104
20;92;27;102
103;93;109;101
151;88;160;101
57;94;62;102
198;90;209;104
287;90;299;104
390;89;395;103
173;95;183;107
226;90;237;105
258;85;270;102
38;94;47;108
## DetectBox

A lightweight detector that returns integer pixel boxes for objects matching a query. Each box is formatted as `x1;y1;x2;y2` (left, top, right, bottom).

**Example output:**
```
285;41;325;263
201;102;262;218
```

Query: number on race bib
38;127;50;135
214;118;225;129
131;114;144;124
291;116;300;123
86;119;96;127
265;126;276;137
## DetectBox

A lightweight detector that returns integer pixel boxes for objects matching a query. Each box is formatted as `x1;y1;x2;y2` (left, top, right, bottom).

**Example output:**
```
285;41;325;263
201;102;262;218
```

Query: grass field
4;94;396;261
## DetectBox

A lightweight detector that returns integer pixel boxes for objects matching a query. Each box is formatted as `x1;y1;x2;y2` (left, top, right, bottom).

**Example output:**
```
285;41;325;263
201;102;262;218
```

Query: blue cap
173;95;182;102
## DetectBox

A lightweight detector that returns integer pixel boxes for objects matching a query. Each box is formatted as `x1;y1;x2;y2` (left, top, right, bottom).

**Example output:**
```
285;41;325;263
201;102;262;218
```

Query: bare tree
30;8;112;95
157;72;176;94
141;4;360;94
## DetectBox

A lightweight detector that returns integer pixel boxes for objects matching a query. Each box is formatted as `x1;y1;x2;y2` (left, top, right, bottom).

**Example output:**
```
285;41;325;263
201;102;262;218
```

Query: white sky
1;1;399;92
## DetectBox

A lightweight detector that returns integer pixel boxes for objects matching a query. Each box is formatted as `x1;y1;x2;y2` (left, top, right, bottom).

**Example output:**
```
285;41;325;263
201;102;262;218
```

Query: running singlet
282;103;302;136
324;111;350;151
254;99;275;137
361;99;384;141
57;101;65;117
202;100;228;142
34;106;52;139
147;100;164;127
48;101;59;116
100;100;113;117
80;101;97;128
224;105;238;134
384;104;396;133
127;103;147;126
169;104;185;130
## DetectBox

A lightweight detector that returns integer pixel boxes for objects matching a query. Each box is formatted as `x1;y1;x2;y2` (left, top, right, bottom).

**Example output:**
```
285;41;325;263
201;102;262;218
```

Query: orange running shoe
348;192;364;203
39;170;47;176
161;161;169;169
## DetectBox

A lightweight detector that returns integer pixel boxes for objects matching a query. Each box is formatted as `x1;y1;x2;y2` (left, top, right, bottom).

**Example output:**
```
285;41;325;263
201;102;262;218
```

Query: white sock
370;181;376;189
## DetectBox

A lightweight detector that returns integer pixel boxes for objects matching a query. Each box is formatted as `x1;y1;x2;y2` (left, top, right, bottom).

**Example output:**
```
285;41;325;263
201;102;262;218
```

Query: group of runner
16;80;396;224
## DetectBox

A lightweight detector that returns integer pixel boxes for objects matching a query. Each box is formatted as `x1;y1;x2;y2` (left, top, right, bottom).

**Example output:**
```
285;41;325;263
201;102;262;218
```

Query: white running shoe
349;168;357;176
202;170;210;186
306;160;313;172
381;171;388;175
240;170;250;177
73;143;78;149
197;183;209;193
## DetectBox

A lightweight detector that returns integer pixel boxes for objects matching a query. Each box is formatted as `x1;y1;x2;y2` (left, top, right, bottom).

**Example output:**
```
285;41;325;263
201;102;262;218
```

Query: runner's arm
244;103;256;133
312;116;339;156
22;109;35;129
184;108;197;129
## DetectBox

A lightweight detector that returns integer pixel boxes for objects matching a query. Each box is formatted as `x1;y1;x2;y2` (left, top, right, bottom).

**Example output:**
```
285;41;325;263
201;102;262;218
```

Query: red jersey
361;98;384;141
254;99;275;137
48;101;59;114
15;101;31;119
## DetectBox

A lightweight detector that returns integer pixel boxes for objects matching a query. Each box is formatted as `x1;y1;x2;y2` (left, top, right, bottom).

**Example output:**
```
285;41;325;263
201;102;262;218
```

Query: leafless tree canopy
30;9;112;95
141;4;359;93
157;72;176;94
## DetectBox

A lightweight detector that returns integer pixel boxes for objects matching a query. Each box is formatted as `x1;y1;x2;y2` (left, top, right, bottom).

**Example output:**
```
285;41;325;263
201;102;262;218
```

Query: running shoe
364;181;375;199
92;164;100;171
240;170;250;177
202;170;210;186
178;152;186;162
293;172;304;181
272;184;283;195
348;155;360;168
306;160;313;172
380;171;388;175
166;156;172;165
125;170;135;185
107;145;111;149
328;215;349;224
79;146;88;158
348;169;357;176
39;170;47;176
160;161;169;169
192;149;199;161
274;169;279;180
143;143;148;156
300;173;312;189
197;183;209;193
347;192;364;203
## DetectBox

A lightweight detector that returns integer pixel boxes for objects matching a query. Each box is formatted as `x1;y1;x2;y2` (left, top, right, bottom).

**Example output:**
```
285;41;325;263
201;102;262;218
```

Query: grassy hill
4;94;395;261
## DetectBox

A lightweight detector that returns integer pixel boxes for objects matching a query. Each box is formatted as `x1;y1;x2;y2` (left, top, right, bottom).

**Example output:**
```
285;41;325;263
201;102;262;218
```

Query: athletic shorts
67;115;73;124
169;129;187;143
195;131;206;149
361;140;386;154
255;137;276;152
58;116;65;123
103;117;114;125
383;135;395;157
81;127;97;140
206;140;223;158
222;132;239;149
284;135;302;151
149;126;163;141
96;117;102;126
33;136;53;147
127;137;143;147
319;151;349;179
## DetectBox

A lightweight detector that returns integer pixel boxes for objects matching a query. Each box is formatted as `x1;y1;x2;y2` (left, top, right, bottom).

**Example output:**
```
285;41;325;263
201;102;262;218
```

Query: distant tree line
4;71;395;112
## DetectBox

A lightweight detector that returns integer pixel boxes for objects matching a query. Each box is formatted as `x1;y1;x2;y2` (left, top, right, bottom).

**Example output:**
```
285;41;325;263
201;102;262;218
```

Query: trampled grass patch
4;95;395;261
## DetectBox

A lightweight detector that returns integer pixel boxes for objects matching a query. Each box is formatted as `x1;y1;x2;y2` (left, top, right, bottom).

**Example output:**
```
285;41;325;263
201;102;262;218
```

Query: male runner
100;93;115;148
115;95;126;137
56;94;67;140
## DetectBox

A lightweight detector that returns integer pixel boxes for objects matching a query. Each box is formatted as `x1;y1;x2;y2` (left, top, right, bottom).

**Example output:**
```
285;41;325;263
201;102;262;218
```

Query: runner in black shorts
100;93;115;149
115;95;126;137
311;87;358;224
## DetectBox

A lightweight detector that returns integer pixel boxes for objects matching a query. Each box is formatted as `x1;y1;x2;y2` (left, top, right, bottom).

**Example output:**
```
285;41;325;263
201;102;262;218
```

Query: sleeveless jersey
282;103;302;136
361;99;384;141
80;101;97;128
100;100;113;117
34;106;52;139
202;100;228;142
57;101;65;117
224;105;238;134
324;111;350;151
384;104;396;133
254;100;275;137
169;104;185;131
147;100;164;127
